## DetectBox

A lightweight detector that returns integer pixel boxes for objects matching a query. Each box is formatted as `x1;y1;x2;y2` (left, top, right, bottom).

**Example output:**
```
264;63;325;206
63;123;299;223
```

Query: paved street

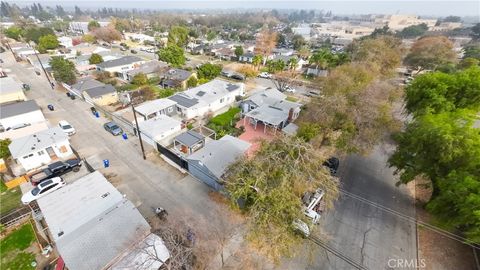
1;51;229;228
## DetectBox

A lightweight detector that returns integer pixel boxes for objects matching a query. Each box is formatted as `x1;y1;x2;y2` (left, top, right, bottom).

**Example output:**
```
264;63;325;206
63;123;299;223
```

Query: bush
236;65;258;78
187;76;198;88
148;76;161;85
132;73;148;85
157;88;176;98
116;84;139;92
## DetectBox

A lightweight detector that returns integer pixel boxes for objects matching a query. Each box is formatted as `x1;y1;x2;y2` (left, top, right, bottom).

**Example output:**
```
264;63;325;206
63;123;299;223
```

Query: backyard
0;182;22;216
207;107;243;138
0;222;37;270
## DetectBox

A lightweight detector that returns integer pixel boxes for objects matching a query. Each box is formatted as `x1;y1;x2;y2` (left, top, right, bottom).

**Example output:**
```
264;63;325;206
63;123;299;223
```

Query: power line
337;187;480;250
309;235;369;270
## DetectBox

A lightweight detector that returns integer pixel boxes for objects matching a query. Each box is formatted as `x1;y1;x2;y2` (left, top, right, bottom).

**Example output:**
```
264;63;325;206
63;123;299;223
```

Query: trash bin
47;104;54;111
94;111;100;118
103;159;110;168
122;133;128;140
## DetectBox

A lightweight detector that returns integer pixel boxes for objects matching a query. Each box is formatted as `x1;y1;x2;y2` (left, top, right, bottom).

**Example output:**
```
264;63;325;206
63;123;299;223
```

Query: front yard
0;223;37;270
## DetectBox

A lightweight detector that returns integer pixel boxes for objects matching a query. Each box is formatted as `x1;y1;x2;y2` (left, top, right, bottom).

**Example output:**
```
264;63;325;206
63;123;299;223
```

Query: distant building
379;15;437;31
83;84;119;106
96;56;146;80
69;21;110;34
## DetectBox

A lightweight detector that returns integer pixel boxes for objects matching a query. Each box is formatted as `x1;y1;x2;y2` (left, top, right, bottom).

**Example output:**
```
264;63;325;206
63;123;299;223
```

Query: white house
138;115;183;147
0;77;27;104
168;79;245;120
124;33;155;43
58;36;73;48
96;56;146;80
69;21;110;34
0;100;49;140
134;98;177;121
8;127;73;172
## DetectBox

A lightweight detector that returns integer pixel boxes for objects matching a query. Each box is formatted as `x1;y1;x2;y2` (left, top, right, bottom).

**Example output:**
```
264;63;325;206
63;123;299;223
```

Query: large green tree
88;20;100;31
88;53;104;64
23;26;54;44
0;139;11;160
404;36;457;72
404;67;480;116
157;45;186;67
291;34;306;50
234;46;244;58
4;26;23;41
168;26;189;47
50;57;76;85
225;136;339;262
197;63;222;80
131;72;148;85
37;34;59;53
396;23;428;38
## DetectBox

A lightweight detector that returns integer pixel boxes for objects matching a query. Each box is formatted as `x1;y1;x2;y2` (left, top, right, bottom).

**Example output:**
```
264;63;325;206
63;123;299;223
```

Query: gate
156;143;188;170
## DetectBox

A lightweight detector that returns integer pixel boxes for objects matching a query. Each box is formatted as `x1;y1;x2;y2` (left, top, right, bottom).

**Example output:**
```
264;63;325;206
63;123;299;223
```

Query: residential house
242;88;302;132
0;77;26;104
305;66;329;77
8;127;73;172
66;77;105;97
134;98;177;121
138;115;183;147
74;51;123;72
83;84;119;106
96;56;146;80
124;33;155;44
14;47;38;61
37;171;170;270
168;79;245;120
238;52;255;63
271;55;307;71
69;21;110;34
0;100;48;140
70;44;110;56
187;135;250;190
172;130;206;156
160;68;195;90
58;36;73;48
126;60;169;81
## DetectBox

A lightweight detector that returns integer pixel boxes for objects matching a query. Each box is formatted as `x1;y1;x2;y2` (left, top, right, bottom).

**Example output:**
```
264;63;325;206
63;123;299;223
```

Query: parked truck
294;189;326;237
30;159;82;185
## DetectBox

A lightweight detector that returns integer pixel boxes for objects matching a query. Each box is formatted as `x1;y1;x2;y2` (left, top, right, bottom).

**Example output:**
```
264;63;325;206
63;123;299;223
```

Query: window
37;150;45;156
177;107;182;112
59;145;68;153
168;107;173;113
220;98;225;103
39;183;57;194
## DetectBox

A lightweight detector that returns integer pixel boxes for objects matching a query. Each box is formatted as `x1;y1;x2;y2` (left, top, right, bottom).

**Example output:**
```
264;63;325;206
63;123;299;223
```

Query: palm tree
287;57;298;70
309;49;331;70
252;55;263;70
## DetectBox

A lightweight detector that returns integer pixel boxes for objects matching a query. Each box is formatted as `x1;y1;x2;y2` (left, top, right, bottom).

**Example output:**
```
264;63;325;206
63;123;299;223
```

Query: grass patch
116;83;139;92
207;107;243;138
0;186;22;216
1;223;36;270
286;96;298;102
209;107;241;126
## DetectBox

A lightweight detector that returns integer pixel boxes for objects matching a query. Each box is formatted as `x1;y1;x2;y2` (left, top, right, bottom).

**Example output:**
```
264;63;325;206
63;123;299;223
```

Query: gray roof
0;100;40;119
9;127;68;158
241;52;255;58
245;105;288;126
127;60;169;77
37;171;151;270
168;93;199;108
188;135;250;179
97;56;143;69
247;89;286;108
174;130;205;147
0;77;23;96
71;77;105;92
162;68;192;81
134;98;177;116
282;123;299;136
84;84;116;98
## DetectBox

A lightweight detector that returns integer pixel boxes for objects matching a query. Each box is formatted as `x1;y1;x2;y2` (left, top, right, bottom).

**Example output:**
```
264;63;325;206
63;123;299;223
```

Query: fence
4;176;28;189
1;207;31;228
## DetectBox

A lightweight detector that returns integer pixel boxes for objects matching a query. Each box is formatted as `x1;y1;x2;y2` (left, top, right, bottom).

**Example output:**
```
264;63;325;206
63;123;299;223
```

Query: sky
7;0;480;17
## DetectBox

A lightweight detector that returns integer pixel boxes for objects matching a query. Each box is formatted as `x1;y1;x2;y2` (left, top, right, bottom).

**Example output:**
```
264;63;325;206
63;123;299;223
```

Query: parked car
323;157;339;175
258;72;272;79
130;49;138;54
22;83;30;90
22;177;66;204
120;42;128;47
90;106;98;115
58;120;76;136
285;85;296;93
120;47;127;51
104;121;123;136
30;159;82;185
230;74;245;81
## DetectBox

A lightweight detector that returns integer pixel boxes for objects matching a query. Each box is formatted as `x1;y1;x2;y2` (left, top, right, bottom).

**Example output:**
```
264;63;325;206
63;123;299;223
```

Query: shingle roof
127;60;169;77
0;100;40;119
162;68;192;81
8;127;68;158
174;130;205;147
71;77;105;92
188;135;250;178
83;84;116;98
97;56;143;69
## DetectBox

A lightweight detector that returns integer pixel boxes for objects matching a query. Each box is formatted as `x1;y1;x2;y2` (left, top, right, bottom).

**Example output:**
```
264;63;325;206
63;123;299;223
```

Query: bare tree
271;70;298;92
93;26;122;45
254;27;277;65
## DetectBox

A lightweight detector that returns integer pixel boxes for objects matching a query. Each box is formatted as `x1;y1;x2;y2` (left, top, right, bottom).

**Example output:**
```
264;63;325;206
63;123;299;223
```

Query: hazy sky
8;0;480;17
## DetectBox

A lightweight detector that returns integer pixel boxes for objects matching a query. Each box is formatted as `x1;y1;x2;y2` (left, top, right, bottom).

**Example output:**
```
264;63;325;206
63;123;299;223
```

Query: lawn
0;184;22;216
0;223;36;270
207;107;243;138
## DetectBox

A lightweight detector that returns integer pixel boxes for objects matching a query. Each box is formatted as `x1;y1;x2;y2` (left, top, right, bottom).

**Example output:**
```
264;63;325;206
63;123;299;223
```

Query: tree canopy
266;59;285;73
37;34;59;53
92;26;122;44
168;26;189;47
234;46;244;58
50;57;76;85
131;72;148;85
4;26;22;41
471;23;480;40
225;136;339;262
88;20;100;31
396;23;428;38
23;26;54;44
0;139;11;160
291;34;306;50
82;34;96;44
197;63;222;80
88;53;104;65
157;45;186;67
404;36;457;72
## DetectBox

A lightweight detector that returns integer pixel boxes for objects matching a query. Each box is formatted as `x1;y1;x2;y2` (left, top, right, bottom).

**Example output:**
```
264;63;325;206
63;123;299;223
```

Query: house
306;66;329;77
0;77;26;104
83;84;119;106
124;33;155;44
8;127;73;172
271;55;306;71
26;54;52;74
74;51;123;72
126;60;169;81
14;47;38;60
138;115;183;147
66;77;105;97
70;44;110;56
37;171;170;270
58;36;73;48
238;52;255;63
69;21;110;34
96;56;146;80
172;130;206;156
241;89;302;132
187;135;250;190
168;79;245;120
134;98;177;121
160;68;195;90
0;100;48;140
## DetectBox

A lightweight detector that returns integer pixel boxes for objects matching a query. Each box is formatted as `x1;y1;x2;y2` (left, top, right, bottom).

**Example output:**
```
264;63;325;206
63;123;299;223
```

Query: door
45;147;57;158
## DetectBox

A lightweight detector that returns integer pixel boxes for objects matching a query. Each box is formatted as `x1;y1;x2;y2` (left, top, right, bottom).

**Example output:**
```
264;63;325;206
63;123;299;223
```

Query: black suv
31;159;82;185
323;157;340;175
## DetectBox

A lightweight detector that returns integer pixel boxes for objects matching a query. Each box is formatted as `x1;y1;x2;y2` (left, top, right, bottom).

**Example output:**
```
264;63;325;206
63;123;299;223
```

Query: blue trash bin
103;159;110;168
122;133;128;140
95;111;100;118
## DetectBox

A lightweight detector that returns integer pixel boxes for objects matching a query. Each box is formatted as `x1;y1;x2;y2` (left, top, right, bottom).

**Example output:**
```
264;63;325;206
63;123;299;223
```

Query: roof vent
58;231;64;237
101;192;110;198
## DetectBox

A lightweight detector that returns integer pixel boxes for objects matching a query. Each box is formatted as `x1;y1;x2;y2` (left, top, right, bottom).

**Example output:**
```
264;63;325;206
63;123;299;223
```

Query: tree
50;20;69;33
157;45;186;67
4;25;22;41
287;57;298;70
254;28;277;65
0;139;11;160
88;53;104;65
49;57;76;85
139;85;156;100
291;34;306;50
404;36;457;72
82;34;96;43
309;49;332;70
404;67;480;116
459;57;479;69
197;63;222;80
266;59;285;73
132;72;148;85
463;44;480;60
236;65;258;78
367;25;393;38
252;55;263;69
225;136;339;262
168;26;189;47
88;20;100;31
206;30;217;41
23;26;54;44
297;46;311;60
186;76;198;88
396;23;428;38
234;46;244;58
37;34;59;53
93;26;122;44
442;16;461;22
471;23;480;40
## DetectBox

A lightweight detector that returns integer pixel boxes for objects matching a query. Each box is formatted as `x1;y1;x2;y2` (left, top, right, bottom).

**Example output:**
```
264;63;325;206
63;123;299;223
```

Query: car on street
90;106;98;115
58;120;76;136
285;86;296;93
104;121;123;136
22;177;66;204
258;72;272;79
130;49;138;54
120;47;127;51
323;157;340;175
30;159;82;185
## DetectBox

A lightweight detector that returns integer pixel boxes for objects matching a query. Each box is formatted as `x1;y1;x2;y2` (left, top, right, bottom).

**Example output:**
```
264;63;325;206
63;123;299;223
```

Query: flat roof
0;100;40;119
8;126;67;158
138;114;182;138
0;77;24;95
174;130;205;147
135;98;177;116
71;77;105;92
97;56;143;69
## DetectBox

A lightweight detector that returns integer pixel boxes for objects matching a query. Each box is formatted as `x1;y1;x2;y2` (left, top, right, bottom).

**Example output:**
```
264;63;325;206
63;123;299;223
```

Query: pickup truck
30;159;82;185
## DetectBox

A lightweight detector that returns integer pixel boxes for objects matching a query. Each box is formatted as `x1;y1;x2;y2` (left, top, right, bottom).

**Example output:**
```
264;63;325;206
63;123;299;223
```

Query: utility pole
29;42;54;89
131;103;146;160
